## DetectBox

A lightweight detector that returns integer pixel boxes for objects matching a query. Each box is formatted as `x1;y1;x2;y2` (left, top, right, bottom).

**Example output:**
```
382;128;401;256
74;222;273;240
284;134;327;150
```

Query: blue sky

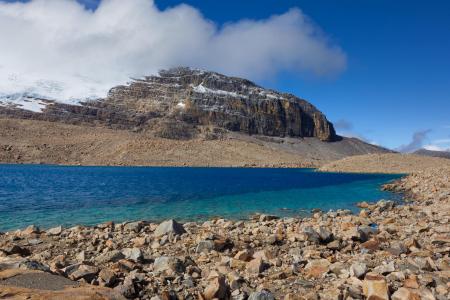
2;0;450;151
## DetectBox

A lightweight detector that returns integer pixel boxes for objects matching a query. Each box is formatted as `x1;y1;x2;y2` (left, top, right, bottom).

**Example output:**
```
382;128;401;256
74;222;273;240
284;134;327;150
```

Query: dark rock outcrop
106;67;337;141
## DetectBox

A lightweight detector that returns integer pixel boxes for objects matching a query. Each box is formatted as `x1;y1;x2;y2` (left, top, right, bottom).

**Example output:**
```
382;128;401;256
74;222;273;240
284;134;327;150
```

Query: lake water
0;164;403;231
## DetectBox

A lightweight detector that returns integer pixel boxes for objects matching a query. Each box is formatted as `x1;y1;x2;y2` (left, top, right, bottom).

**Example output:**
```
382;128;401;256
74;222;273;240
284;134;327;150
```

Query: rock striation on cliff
106;67;337;141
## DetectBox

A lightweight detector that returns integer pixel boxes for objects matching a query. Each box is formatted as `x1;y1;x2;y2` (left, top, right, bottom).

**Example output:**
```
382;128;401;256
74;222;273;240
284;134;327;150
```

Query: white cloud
0;0;346;103
423;145;448;151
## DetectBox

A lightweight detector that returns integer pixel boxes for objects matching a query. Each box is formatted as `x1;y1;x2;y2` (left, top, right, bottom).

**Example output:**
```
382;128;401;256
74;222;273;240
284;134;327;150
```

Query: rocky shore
1;167;449;299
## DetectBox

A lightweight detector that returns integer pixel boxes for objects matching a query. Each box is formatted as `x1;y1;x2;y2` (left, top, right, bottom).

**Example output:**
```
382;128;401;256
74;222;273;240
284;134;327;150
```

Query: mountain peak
1;67;337;142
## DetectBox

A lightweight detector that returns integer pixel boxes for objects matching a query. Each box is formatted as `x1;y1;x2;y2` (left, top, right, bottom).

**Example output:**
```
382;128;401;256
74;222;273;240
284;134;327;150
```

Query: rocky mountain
0;67;391;166
0;67;336;141
413;148;450;159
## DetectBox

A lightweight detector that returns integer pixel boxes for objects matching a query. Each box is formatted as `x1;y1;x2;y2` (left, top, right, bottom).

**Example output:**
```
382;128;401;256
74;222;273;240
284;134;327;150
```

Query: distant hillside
413;148;450;159
319;153;450;174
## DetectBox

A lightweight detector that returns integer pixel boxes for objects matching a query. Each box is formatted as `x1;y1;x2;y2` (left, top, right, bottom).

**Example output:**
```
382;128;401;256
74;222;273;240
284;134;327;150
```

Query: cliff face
0;67;336;141
106;68;337;141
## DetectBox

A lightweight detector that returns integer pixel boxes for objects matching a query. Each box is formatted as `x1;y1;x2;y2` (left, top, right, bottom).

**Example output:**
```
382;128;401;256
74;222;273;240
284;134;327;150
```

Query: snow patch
0;94;52;112
176;102;186;109
191;84;245;98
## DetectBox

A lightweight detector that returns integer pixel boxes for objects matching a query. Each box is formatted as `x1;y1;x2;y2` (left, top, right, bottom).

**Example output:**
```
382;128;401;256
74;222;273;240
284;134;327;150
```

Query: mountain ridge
0;67;392;166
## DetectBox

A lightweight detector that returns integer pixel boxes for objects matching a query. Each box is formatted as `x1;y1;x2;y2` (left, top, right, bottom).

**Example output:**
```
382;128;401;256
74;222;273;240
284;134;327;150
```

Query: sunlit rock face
107;67;337;141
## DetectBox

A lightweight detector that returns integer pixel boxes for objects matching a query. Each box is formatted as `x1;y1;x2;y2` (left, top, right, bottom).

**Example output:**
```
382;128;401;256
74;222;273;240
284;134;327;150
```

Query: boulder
124;221;143;233
22;225;40;235
362;273;389;300
153;256;185;274
304;259;330;279
69;264;99;281
98;268;116;286
154;219;186;237
318;226;333;243
246;258;267;274
391;288;421;300
121;248;143;262
46;226;63;236
303;226;320;243
95;250;125;264
248;290;275;300
350;262;367;278
204;275;230;300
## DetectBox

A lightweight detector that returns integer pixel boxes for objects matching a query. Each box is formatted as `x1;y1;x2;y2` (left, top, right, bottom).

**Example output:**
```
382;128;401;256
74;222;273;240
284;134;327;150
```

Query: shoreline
1;166;449;299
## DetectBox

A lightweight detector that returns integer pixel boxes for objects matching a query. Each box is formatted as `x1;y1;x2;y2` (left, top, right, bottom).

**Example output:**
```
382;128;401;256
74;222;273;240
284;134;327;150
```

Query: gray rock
19;260;50;272
154;219;186;237
195;240;215;253
303;226;320;243
98;268;116;286
248;290;275;300
69;264;99;281
153;256;185;273
358;225;378;242
2;245;30;257
114;276;135;298
373;262;395;275
318;226;333;243
122;248;143;262
350;262;367;278
259;214;279;222
94;250;125;264
46;226;63;236
124;221;143;233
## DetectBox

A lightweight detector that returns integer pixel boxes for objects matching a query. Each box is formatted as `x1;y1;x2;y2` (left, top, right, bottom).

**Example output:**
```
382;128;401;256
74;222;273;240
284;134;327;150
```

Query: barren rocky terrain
0;118;388;167
319;153;450;174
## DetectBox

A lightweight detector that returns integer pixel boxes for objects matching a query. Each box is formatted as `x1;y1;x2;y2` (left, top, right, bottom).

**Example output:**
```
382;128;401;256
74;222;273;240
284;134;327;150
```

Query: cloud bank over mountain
0;0;346;102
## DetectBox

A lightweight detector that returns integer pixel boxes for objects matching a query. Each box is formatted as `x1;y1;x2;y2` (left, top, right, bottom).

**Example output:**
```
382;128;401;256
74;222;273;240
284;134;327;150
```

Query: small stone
132;236;147;247
318;226;333;243
358;225;378;242
69;264;99;281
22;225;40;235
361;239;380;252
2;245;31;257
362;273;389;300
204;274;230;300
252;250;274;261
357;201;370;208
326;239;341;250
76;251;86;262
99;268;116;286
47;226;63;236
246;257;267;274
403;275;419;289
195;240;215;253
114;276;135;298
234;249;253;261
303;226;320;243
304;259;330;279
154;219;186;237
122;248;143;262
153;256;185;274
248;290;275;300
350;262;367;278
391;288;420;300
259;214;279;222
95;250;125;264
124;221;143;233
373;261;395;275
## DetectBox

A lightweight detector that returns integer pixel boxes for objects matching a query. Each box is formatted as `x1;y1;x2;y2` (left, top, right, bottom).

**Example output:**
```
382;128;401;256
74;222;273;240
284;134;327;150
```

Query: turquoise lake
0;164;403;231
